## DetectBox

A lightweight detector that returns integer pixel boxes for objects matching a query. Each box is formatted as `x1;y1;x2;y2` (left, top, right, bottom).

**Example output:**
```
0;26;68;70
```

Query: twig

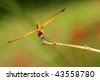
42;40;100;53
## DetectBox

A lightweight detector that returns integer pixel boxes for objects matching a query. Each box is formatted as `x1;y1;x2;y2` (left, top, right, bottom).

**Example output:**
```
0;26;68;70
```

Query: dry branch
42;40;100;53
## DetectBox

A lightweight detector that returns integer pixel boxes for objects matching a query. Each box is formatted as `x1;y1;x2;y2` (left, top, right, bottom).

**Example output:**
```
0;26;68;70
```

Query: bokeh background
0;0;100;66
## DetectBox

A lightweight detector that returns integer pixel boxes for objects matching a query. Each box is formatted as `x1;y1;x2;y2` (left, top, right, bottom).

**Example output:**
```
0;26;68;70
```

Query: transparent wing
7;29;37;43
41;8;65;28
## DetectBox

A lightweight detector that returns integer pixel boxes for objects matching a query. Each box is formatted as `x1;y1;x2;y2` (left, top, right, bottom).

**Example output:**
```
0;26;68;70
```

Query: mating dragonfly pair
7;8;66;44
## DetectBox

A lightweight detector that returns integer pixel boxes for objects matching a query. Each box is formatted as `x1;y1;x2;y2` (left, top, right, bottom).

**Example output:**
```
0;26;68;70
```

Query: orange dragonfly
7;8;66;43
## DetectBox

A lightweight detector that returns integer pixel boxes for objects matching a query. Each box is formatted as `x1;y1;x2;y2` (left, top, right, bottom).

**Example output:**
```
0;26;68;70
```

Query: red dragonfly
7;8;65;43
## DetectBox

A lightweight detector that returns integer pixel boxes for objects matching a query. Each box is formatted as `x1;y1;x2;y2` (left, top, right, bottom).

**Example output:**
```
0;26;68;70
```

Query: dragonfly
7;8;66;44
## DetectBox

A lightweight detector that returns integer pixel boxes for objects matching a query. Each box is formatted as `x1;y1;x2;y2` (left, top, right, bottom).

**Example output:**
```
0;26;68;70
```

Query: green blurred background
0;0;100;66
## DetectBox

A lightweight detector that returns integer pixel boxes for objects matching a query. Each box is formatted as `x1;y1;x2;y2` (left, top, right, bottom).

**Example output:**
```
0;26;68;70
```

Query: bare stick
42;40;100;53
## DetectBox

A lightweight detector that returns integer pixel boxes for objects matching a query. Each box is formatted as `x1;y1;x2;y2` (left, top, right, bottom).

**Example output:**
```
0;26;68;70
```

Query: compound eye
38;32;44;38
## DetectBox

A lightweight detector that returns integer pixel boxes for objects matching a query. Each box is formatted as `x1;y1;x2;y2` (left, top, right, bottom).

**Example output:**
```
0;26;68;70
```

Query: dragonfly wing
41;8;66;28
7;29;37;43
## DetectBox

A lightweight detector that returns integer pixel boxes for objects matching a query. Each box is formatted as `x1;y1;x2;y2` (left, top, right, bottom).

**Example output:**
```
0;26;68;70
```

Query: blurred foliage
0;0;100;66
